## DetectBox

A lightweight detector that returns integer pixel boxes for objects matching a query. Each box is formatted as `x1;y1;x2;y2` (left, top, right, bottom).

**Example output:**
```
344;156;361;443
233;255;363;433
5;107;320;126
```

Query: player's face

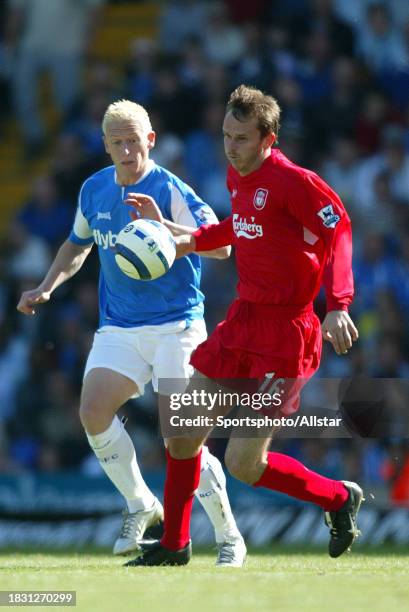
223;111;275;175
104;120;155;185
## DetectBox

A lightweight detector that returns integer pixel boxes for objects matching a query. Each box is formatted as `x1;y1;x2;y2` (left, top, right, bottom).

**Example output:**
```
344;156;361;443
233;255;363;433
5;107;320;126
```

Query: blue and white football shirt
69;160;218;328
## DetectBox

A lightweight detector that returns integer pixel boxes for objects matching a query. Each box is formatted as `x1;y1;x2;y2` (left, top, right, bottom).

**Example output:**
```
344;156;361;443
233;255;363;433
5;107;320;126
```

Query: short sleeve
169;183;218;228
69;183;94;245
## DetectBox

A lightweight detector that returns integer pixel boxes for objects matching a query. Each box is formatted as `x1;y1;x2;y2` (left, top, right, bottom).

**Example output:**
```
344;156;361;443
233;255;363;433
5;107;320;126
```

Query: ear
147;131;156;150
265;132;276;148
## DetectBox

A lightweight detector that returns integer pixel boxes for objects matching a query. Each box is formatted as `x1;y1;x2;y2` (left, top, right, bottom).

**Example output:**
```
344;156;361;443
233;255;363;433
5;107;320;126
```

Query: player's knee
167;438;202;460
79;398;105;431
224;449;255;484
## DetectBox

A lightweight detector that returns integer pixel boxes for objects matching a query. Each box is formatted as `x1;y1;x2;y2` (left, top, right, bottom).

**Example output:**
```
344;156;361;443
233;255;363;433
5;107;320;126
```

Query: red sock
254;452;348;511
161;448;202;551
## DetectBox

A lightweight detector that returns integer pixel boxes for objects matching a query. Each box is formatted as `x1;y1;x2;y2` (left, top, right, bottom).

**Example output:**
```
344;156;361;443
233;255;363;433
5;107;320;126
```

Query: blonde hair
226;85;281;138
102;99;152;135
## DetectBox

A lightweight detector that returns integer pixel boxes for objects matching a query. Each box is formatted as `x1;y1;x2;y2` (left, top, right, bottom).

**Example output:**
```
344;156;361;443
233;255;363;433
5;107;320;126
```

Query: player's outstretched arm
17;239;93;315
322;310;359;356
125;192;231;259
174;234;197;259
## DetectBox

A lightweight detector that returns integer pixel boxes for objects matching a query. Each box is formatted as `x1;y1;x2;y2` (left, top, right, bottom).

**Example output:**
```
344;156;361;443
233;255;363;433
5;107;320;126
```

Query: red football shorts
190;299;322;415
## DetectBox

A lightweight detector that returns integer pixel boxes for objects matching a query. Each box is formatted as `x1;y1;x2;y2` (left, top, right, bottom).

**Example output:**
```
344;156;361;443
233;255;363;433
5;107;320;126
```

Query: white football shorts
83;318;207;396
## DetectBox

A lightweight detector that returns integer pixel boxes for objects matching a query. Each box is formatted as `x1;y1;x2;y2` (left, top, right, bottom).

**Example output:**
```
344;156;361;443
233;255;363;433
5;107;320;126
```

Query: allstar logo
253;188;268;210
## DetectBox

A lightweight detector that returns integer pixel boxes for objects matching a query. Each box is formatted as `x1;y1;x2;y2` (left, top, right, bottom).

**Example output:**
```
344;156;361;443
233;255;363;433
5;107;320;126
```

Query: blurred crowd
1;0;409;506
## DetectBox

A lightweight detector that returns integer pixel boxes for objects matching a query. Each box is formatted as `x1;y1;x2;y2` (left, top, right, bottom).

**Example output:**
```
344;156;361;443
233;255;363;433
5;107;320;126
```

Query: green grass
0;548;408;611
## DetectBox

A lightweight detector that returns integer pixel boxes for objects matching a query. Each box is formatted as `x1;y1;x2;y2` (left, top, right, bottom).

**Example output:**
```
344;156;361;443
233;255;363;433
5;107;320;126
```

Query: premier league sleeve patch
317;204;340;229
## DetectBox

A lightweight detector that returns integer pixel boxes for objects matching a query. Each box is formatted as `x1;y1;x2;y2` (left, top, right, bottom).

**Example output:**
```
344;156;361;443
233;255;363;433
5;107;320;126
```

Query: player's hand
124;193;164;223
322;310;359;356
17;288;50;315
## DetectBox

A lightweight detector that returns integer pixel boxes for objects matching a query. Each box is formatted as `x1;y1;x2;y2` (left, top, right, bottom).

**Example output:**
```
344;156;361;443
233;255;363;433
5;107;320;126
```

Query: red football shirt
193;149;353;311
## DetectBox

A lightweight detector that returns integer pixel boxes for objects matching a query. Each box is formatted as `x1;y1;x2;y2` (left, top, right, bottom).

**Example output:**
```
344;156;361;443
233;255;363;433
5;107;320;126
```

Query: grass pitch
0;547;408;612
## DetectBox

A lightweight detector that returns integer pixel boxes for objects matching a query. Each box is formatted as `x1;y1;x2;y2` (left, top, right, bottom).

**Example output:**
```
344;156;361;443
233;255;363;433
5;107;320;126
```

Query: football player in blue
17;99;246;567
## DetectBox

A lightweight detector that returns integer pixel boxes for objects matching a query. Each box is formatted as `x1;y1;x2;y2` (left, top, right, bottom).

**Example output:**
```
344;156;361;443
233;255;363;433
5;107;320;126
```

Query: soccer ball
114;219;176;280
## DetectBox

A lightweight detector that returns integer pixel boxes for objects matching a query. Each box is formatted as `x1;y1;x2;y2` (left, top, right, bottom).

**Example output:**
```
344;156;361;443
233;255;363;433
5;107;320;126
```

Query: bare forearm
174;234;196;259
163;220;197;237
39;240;92;293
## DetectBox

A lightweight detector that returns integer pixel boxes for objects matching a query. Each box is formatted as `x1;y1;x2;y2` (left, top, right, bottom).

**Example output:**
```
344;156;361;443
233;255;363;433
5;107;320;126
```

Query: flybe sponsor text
93;229;117;249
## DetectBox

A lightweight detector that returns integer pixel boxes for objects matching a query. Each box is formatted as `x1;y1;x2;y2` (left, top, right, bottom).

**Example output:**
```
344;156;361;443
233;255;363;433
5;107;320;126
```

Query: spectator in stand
125;38;157;107
363;170;401;237
16;174;72;249
184;102;225;193
357;3;407;73
183;102;230;216
272;76;307;164
202;63;229;105
353;233;396;314
65;91;112;162
177;36;207;91
354;91;393;155
158;0;208;54
309;57;363;153
51;133;100;206
291;0;356;56
265;24;297;78
321;138;360;210
201;2;246;67
225;0;267;24
372;335;409;378
151;67;202;136
230;23;271;91
7;0;105;158
376;291;408;345
391;234;409;313
0;317;30;422
381;127;409;204
333;0;366;30
360;440;390;489
355;125;409;210
295;30;334;105
7;221;51;284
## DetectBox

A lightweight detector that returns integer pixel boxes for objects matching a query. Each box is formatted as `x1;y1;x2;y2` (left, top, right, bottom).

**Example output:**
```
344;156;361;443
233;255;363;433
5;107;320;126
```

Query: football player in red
125;85;362;567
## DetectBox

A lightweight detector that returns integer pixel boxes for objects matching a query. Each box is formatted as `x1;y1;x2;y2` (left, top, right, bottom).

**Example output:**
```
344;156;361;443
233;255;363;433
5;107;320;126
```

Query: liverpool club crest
253;188;268;210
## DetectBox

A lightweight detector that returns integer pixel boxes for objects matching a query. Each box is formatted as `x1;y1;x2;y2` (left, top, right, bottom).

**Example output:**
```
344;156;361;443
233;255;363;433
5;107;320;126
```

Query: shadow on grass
0;545;408;557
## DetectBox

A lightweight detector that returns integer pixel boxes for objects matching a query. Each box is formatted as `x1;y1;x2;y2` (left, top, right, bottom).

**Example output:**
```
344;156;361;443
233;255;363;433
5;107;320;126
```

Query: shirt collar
114;159;155;186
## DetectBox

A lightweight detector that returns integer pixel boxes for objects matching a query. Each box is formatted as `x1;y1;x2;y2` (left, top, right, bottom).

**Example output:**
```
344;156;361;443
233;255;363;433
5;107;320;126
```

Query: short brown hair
226;85;281;138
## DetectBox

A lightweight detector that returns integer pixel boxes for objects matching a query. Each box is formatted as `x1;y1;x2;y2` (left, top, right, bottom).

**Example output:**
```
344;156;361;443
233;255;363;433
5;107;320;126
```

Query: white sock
196;446;242;544
86;416;156;513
